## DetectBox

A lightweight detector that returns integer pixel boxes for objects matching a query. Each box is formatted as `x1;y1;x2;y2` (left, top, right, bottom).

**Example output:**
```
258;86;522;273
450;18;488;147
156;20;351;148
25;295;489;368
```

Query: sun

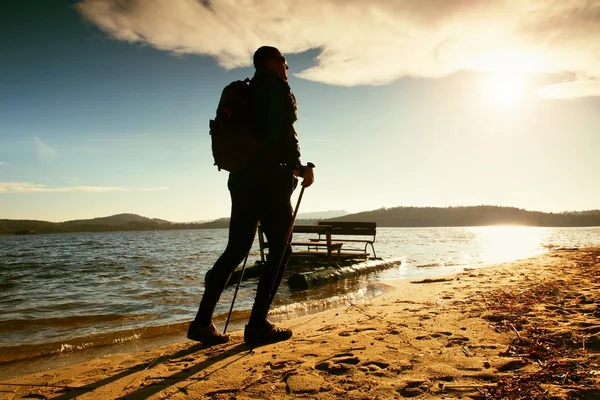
471;50;540;108
484;73;527;107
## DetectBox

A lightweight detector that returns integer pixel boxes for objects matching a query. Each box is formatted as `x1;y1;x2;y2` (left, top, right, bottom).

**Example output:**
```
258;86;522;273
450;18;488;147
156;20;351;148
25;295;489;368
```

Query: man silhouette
188;46;314;346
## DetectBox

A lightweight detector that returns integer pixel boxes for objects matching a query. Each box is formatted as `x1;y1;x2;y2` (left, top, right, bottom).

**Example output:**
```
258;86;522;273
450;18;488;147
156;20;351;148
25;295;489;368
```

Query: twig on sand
508;322;522;340
345;303;380;320
461;346;471;357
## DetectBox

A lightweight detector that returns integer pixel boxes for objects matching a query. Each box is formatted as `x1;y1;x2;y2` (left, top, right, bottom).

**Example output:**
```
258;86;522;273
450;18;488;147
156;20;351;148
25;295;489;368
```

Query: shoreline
0;249;531;375
1;248;599;399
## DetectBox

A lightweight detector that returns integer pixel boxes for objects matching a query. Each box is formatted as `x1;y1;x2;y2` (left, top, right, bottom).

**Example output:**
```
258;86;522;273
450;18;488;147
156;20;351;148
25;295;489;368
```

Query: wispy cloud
0;182;169;194
537;79;600;99
0;162;7;166
76;0;600;98
33;136;59;161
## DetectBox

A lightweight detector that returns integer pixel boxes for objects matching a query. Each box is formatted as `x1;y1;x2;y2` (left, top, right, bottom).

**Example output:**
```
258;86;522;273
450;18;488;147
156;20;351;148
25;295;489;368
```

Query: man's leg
245;180;294;345
188;183;258;344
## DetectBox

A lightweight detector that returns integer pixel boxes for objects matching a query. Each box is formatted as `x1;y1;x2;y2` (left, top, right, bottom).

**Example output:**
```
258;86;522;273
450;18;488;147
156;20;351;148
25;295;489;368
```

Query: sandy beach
1;248;599;399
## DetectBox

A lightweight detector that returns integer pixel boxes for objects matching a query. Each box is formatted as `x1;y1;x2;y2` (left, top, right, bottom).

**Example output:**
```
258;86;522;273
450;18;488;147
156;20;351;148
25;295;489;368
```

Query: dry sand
1;248;599;399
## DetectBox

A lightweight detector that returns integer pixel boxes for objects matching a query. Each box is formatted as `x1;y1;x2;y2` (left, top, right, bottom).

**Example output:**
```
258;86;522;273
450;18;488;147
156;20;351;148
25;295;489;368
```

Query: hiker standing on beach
188;46;314;346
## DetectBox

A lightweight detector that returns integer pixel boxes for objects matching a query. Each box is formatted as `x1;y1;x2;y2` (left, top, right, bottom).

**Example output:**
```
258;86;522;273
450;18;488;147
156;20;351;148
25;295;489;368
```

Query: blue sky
1;0;599;222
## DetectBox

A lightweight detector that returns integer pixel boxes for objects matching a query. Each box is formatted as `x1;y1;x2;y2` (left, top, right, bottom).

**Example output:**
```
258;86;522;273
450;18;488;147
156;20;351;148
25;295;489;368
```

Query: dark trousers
195;173;295;327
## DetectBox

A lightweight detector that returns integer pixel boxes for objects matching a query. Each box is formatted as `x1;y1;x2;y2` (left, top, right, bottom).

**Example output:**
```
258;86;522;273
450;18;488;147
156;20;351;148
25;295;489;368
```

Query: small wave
416;262;443;268
4;254;24;258
0;281;18;290
0;321;189;365
270;282;392;319
77;241;98;246
416;261;462;268
112;333;141;345
60;342;94;353
0;313;158;333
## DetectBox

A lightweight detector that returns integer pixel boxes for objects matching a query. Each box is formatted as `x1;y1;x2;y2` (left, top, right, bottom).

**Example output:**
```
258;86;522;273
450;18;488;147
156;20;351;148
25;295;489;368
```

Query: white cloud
76;0;600;97
0;182;169;194
0;162;6;166
33;136;59;161
537;78;600;99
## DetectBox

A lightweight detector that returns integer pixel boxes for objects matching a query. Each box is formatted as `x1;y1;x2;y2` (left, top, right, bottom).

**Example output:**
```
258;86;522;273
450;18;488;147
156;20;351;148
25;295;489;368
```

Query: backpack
209;78;261;172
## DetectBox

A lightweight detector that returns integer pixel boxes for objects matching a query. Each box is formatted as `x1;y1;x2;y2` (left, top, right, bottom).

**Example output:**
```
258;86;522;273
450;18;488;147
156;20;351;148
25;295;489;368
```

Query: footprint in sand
431;331;452;338
397;381;430;398
315;354;360;375
497;359;528;372
267;360;293;370
338;327;377;337
359;360;393;377
447;336;470;344
362;360;390;369
317;324;337;332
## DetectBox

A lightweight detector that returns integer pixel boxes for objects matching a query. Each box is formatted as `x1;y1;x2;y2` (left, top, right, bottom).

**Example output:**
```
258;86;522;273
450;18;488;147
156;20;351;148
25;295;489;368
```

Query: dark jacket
229;69;302;188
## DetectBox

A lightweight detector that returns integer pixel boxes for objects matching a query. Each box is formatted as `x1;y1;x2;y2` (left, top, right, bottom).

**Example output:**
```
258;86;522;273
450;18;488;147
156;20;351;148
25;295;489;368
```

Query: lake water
1;226;599;368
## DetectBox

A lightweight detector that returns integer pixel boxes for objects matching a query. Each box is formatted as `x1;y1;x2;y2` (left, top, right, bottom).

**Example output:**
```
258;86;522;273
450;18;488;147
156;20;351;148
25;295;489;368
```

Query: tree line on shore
1;206;599;235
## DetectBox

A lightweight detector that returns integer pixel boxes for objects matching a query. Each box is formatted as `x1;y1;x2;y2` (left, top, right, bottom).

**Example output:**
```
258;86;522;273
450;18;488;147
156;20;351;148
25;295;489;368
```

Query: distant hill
321;206;600;227
297;210;348;220
192;218;230;229
65;213;170;225
0;213;173;234
2;206;599;234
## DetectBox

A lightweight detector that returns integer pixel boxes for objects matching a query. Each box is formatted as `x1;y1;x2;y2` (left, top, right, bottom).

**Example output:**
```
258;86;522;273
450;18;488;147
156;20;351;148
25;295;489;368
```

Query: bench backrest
293;225;332;235
318;221;376;237
293;224;332;244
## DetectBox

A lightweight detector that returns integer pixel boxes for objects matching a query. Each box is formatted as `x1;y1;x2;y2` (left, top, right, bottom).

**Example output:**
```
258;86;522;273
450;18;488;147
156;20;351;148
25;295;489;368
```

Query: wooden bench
258;224;344;265
316;221;377;259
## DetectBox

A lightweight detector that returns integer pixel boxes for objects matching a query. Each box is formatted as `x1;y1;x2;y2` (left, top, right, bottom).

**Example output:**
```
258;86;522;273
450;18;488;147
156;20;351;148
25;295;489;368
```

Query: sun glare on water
469;226;547;264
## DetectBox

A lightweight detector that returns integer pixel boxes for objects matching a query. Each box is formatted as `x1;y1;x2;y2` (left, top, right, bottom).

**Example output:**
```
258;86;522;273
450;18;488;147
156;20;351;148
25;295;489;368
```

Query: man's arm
265;78;314;187
265;80;301;169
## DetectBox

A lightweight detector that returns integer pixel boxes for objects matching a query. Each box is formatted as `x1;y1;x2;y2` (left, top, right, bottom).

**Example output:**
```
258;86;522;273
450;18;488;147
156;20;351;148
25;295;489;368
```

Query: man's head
253;46;289;81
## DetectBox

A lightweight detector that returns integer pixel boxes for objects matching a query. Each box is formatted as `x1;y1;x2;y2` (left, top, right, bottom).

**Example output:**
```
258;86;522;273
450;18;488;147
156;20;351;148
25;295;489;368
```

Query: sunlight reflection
468;226;548;264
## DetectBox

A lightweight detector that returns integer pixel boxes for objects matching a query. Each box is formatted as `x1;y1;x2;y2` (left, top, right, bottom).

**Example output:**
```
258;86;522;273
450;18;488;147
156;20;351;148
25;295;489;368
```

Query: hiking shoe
244;320;292;347
187;321;229;345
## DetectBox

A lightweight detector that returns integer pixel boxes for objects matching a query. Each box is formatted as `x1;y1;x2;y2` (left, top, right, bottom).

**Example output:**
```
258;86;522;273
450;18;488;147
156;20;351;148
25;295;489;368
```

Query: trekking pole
223;253;249;334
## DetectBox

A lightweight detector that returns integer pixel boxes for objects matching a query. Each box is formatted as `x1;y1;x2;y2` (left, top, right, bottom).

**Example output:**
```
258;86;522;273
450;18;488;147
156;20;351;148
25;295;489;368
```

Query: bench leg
370;243;377;259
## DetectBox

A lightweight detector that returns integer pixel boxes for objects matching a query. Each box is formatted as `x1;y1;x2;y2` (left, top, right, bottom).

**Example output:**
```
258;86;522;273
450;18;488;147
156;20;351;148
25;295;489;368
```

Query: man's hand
293;166;314;187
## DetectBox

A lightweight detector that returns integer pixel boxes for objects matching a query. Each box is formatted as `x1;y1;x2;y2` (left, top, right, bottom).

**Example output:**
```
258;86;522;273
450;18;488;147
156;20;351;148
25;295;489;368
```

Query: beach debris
410;277;454;284
461;346;471;357
473;249;600;399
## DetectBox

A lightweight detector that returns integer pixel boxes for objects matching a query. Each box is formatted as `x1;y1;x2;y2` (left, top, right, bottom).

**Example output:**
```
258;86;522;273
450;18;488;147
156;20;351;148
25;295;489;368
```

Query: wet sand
1;248;599;399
